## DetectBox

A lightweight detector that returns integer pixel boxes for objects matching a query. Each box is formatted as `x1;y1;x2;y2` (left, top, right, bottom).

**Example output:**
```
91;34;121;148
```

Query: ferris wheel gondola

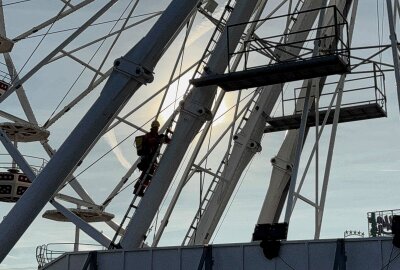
0;168;30;203
0;122;49;202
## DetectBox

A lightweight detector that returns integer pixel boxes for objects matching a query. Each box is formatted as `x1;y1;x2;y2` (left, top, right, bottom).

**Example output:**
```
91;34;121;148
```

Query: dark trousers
134;156;157;196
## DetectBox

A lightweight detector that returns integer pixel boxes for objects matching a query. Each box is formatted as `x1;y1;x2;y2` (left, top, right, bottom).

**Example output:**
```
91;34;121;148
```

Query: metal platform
42;208;114;223
264;103;386;133
191;55;350;91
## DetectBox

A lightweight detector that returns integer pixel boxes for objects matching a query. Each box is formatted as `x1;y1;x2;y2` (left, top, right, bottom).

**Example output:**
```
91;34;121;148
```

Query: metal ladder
286;0;306;35
181;88;263;245
110;143;165;246
235;89;262;135
181;160;227;245
181;0;308;246
192;0;238;80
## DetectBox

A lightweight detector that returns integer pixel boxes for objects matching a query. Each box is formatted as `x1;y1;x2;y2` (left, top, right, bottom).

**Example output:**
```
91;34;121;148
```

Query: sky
0;0;400;269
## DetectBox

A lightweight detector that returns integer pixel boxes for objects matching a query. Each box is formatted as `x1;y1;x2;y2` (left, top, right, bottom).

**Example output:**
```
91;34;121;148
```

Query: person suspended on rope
134;120;171;197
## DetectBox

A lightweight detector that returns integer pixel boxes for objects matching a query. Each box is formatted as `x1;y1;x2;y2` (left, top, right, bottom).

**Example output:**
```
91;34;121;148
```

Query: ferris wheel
0;0;399;268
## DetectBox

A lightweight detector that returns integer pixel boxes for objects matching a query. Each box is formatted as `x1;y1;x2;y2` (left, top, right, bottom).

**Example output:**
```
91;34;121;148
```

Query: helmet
151;120;160;128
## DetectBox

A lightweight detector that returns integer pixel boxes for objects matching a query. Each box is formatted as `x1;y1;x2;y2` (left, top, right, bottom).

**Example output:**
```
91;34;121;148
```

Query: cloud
103;130;132;169
187;7;224;46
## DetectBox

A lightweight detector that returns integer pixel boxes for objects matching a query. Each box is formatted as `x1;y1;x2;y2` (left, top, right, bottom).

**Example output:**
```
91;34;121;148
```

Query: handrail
273;62;386;118
226;5;350;71
0;154;48;174
36;243;105;268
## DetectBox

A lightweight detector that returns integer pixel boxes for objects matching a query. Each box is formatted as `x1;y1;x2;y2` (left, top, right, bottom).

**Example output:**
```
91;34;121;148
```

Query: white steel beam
258;0;358;234
0;3;37;124
190;0;324;245
3;54;38;124
283;82;313;222
106;220;125;236
292;83;341;212
44;0;140;129
60;50;106;77
314;76;345;238
397;0;400;21
151;0;271;243
60;0;75;9
152;92;256;247
115;117;147;133
0;129;112;247
105;58;201;133
0;1;13;52
120;0;262;249
0;0;199;261
295;0;359;238
284;0;329;222
41;141;96;205
55;194;100;209
0;110;33;125
88;0;140;94
386;0;400;114
50;199;112;248
46;54;199;130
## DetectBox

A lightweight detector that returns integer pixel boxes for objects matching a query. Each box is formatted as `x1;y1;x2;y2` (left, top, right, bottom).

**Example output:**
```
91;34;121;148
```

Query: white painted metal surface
188;0;324;245
120;0;262;249
43;238;400;270
0;0;398;268
0;0;200;262
387;0;400;113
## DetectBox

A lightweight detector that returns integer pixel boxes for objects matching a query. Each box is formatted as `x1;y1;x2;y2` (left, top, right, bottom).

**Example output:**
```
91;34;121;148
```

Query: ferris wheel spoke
0;109;36;127
155;12;197;119
0;0;118;104
44;68;112;129
59;0;75;9
48;12;163;64
44;5;161;129
55;193;100;209
105;58;200;133
12;0;95;42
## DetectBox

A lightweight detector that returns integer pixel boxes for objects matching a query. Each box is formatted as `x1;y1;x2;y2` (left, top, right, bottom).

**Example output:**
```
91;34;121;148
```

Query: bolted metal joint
270;156;293;175
233;134;261;152
247;139;262;153
183;102;213;121
0;35;14;53
114;57;154;84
